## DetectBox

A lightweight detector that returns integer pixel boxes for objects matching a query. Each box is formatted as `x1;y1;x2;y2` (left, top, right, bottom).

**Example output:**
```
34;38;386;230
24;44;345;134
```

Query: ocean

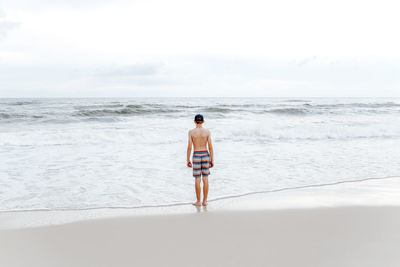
1;97;399;211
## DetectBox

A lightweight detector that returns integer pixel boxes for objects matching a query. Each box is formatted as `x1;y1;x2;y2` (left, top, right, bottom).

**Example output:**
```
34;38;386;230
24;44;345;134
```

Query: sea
1;97;400;211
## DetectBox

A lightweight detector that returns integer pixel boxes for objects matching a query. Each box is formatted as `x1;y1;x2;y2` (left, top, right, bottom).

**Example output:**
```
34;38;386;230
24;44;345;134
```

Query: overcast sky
0;0;399;97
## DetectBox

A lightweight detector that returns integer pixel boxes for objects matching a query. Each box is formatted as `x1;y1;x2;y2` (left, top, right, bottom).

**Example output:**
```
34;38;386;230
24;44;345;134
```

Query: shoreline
1;176;400;266
7;174;395;212
1;175;400;229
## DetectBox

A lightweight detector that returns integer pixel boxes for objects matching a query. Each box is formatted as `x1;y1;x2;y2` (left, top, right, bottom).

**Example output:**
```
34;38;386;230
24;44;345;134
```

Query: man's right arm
207;131;214;168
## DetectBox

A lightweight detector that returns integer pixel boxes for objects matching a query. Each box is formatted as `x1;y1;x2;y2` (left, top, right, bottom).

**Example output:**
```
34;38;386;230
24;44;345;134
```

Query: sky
0;0;399;97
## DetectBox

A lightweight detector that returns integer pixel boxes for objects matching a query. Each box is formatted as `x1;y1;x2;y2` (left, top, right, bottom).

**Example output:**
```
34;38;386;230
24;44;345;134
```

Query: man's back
190;128;210;151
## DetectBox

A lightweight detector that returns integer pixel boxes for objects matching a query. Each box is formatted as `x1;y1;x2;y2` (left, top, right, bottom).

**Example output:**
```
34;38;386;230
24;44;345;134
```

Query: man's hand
187;161;192;168
210;160;214;168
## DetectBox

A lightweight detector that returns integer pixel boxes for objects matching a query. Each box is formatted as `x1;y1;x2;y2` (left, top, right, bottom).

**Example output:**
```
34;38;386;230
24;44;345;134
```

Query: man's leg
193;177;202;206
202;176;209;206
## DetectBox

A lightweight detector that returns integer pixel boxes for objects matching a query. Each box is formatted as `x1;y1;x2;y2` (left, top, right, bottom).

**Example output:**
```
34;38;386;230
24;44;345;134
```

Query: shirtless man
187;114;214;206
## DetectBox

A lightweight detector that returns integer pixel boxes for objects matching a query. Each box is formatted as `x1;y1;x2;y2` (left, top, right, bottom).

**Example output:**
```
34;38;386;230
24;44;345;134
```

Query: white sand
1;177;400;267
1;207;400;267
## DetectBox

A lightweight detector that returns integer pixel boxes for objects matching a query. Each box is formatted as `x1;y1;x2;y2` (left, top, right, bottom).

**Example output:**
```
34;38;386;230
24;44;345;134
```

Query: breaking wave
1;99;399;123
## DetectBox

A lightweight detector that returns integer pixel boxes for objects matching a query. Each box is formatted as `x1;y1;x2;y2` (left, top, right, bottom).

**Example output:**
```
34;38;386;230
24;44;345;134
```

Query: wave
0;113;28;119
178;102;400;110
305;102;400;109
0;113;47;120
73;104;125;109
73;107;182;117
126;104;144;109
265;108;309;115
171;102;400;116
201;107;242;113
1;100;400;122
6;101;39;106
284;99;311;103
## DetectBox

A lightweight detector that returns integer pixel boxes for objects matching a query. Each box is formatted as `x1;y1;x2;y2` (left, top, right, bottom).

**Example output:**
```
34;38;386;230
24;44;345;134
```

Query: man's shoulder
189;127;210;133
188;128;198;134
203;128;211;135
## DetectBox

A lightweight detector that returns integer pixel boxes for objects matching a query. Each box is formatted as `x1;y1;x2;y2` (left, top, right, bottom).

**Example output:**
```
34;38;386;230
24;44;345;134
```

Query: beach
1;0;399;265
1;177;400;267
1;97;400;267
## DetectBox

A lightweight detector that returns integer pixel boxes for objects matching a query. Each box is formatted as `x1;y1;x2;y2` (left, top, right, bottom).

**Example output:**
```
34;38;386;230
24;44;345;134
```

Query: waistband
193;150;209;153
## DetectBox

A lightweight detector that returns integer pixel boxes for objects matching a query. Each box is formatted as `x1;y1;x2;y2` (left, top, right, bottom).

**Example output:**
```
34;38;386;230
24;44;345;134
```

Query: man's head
194;114;204;124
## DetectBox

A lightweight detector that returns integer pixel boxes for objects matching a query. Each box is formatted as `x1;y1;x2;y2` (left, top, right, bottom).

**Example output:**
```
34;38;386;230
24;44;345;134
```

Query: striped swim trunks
192;150;211;178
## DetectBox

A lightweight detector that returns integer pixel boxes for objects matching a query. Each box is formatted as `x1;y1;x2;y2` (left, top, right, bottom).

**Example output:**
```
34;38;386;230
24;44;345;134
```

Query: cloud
95;63;164;77
1;55;400;97
0;9;19;40
86;62;185;90
294;56;319;66
0;21;18;39
0;0;114;11
0;1;399;97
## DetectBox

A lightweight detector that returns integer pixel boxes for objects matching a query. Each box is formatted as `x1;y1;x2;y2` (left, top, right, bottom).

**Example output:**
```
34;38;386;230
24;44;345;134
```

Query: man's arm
207;131;214;168
187;130;193;167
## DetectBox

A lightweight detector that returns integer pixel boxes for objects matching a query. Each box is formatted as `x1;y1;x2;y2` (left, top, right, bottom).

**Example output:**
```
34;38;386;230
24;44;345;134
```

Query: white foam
1;97;400;211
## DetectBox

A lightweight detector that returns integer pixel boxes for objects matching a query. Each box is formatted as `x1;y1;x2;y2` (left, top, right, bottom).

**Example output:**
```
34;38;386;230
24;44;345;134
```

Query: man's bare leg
202;176;209;206
193;177;202;206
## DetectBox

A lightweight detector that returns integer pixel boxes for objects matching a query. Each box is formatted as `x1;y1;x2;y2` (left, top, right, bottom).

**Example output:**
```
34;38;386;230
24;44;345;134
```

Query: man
187;114;214;206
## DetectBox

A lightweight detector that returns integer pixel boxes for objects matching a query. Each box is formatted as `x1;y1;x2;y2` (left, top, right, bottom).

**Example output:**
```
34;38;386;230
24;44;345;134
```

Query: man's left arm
187;130;193;167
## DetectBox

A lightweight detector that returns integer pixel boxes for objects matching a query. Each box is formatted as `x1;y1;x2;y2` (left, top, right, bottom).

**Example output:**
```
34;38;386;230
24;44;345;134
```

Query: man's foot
192;201;202;206
202;201;208;206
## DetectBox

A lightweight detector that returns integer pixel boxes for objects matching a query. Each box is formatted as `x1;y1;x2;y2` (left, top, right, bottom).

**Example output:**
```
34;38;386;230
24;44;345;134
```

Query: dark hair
194;114;204;124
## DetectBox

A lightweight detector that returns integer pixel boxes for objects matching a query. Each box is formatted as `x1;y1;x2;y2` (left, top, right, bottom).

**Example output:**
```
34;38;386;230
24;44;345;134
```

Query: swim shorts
192;150;211;178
